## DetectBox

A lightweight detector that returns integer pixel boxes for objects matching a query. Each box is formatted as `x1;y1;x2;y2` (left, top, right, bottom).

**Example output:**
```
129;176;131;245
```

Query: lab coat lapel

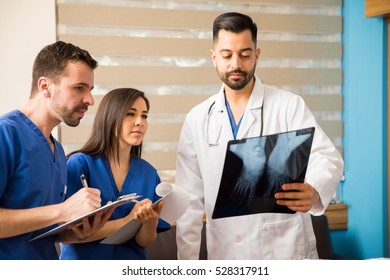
236;76;265;139
214;87;233;140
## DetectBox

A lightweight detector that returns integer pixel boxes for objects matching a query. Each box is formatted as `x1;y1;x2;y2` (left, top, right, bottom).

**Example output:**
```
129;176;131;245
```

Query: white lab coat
175;76;344;259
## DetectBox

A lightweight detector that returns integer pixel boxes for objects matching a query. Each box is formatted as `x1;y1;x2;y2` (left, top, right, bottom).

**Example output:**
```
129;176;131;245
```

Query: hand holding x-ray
230;131;310;203
212;127;315;218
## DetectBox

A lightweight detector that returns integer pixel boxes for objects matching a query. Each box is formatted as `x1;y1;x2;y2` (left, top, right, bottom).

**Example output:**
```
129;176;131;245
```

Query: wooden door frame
365;0;390;256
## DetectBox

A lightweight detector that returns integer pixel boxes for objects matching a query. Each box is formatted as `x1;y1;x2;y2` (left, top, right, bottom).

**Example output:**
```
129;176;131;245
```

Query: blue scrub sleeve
66;155;88;199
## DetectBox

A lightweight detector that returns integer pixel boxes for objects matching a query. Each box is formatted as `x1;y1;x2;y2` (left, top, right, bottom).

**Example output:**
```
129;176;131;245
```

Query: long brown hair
67;88;150;163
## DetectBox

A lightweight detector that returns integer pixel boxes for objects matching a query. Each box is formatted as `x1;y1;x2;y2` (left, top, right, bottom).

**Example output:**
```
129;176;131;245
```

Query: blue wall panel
331;0;388;259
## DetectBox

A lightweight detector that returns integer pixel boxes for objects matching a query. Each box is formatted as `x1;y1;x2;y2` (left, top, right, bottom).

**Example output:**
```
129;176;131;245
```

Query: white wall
0;0;56;115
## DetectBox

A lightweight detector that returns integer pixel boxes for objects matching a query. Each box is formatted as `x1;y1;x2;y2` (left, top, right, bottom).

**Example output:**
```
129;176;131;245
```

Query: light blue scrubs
60;153;170;260
0;110;67;260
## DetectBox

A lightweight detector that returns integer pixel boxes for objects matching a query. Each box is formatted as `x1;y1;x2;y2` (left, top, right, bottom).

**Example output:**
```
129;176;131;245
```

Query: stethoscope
206;97;264;146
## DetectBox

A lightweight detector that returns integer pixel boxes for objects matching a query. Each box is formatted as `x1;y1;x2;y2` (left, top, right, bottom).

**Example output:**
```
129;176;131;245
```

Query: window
58;0;343;183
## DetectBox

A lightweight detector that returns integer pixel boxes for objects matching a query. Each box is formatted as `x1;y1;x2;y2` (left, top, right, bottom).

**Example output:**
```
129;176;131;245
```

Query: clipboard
101;182;190;245
212;127;315;219
29;193;141;242
100;196;164;245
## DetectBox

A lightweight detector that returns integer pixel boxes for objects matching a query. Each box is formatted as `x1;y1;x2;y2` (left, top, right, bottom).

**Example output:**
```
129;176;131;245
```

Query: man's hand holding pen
58;174;115;242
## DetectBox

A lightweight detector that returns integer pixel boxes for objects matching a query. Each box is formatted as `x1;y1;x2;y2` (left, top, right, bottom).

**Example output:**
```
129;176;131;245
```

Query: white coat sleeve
289;95;344;214
175;114;206;260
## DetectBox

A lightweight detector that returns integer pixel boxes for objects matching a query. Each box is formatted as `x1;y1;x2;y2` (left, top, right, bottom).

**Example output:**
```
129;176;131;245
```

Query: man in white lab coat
175;12;344;259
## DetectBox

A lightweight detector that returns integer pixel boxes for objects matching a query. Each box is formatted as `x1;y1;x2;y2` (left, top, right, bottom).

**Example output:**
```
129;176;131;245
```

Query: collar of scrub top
225;96;243;140
206;77;264;146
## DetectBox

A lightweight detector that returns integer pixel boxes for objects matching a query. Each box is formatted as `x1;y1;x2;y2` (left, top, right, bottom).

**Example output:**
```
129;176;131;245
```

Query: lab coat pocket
261;218;305;259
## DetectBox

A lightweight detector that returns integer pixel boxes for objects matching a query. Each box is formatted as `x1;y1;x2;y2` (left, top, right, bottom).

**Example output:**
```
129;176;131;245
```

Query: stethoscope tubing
206;97;264;146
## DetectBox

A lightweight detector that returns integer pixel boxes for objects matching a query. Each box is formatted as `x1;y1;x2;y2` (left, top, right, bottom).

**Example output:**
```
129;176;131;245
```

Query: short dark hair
30;41;98;95
212;12;257;45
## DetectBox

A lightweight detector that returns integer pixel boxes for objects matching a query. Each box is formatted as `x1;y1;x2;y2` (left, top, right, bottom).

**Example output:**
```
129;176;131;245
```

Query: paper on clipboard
29;193;140;242
101;182;189;245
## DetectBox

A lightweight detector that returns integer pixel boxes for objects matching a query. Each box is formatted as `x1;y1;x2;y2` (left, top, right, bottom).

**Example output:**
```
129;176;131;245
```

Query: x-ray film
212;127;315;219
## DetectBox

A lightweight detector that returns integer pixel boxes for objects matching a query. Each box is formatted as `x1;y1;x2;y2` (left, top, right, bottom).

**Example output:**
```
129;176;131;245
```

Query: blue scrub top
60;152;170;260
225;97;243;139
0;110;67;260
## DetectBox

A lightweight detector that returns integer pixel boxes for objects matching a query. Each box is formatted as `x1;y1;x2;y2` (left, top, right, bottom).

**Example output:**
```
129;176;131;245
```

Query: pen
80;174;89;188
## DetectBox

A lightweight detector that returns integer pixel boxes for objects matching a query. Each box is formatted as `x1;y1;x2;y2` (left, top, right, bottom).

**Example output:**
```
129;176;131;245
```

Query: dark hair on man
67;88;150;163
212;12;257;45
30;40;98;96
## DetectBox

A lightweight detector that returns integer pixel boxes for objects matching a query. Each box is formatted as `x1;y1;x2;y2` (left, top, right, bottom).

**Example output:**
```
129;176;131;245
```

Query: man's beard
58;103;88;127
63;113;81;127
218;67;256;91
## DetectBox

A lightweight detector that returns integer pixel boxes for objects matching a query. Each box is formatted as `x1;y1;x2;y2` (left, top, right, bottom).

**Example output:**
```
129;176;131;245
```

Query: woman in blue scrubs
60;88;170;260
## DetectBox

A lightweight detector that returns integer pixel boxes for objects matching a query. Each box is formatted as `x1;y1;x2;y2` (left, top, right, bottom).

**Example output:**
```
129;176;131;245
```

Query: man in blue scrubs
0;41;112;259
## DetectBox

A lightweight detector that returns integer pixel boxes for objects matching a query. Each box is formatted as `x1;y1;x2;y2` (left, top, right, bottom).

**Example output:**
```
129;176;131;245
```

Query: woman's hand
133;198;163;248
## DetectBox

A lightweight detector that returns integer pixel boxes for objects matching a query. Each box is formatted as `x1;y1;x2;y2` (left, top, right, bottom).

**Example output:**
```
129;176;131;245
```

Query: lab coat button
235;236;241;243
